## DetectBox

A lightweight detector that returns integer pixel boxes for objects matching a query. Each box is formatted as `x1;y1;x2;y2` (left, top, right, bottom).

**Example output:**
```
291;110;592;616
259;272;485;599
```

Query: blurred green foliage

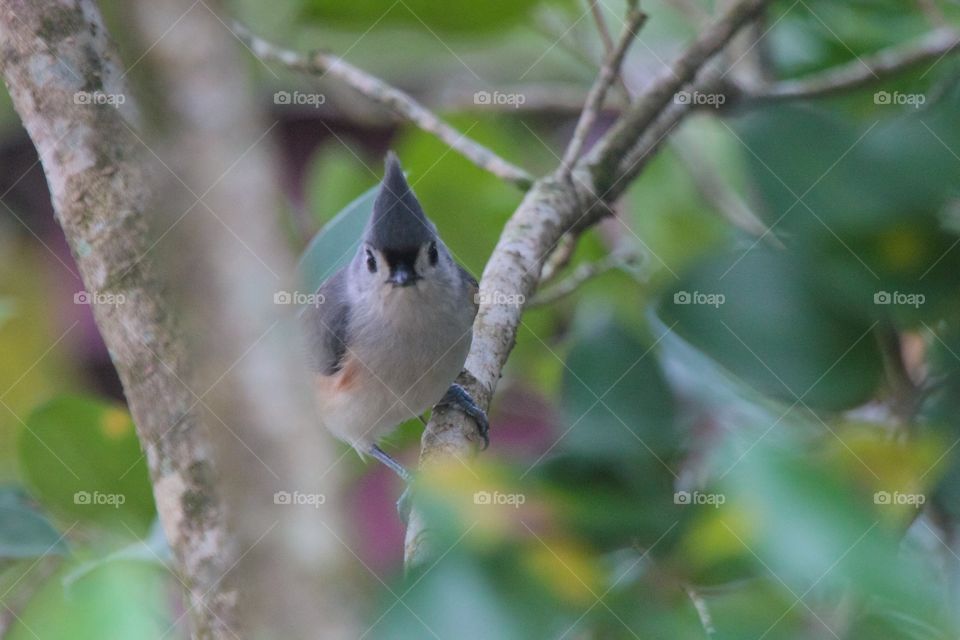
0;245;75;481
18;396;156;536
3;0;960;637
0;487;67;558
299;184;376;293
301;0;569;33
9;561;171;640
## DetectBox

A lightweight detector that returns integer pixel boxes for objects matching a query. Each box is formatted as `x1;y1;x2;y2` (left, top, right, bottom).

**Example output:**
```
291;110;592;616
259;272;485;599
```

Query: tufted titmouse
303;152;489;486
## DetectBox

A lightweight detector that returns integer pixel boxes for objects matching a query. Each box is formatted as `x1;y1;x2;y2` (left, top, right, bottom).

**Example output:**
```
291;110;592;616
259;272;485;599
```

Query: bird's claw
438;383;490;450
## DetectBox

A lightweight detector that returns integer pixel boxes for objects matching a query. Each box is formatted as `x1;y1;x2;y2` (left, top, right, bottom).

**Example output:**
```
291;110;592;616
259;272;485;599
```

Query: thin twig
587;0;771;193
588;0;616;57
562;1;646;177
738;27;960;105
529;249;642;307
232;23;534;190
586;0;632;102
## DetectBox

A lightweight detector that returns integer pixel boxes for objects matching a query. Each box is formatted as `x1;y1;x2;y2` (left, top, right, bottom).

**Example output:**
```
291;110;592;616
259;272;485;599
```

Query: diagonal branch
586;0;633;102
738;26;960;105
561;0;647;177
231;22;534;190
588;0;616;59
405;0;777;565
0;2;236;637
586;0;771;193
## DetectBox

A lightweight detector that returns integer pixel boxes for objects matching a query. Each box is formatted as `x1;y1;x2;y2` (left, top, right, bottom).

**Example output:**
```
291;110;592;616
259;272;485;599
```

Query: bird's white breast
314;277;474;451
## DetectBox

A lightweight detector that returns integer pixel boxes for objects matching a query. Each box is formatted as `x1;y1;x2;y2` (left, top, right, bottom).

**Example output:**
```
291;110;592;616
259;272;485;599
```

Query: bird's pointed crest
365;152;433;250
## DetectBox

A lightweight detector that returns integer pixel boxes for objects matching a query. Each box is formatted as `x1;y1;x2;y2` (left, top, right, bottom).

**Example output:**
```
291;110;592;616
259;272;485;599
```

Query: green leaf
681;444;941;620
0;486;67;558
560;320;677;460
545;319;681;549
8;560;171;640
738;104;960;326
660;246;883;410
62;519;171;588
373;552;552;640
298;185;376;295
18;396;156;535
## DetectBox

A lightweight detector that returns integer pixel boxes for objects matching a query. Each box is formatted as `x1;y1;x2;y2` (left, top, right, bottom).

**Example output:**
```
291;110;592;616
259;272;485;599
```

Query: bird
303;151;489;492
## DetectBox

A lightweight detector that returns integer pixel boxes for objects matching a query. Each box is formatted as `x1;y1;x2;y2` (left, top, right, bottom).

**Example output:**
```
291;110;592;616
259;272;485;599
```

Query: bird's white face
354;238;455;298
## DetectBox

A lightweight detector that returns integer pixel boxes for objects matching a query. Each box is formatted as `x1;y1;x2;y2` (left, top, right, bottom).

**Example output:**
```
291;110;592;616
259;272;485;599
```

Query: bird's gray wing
302;268;351;376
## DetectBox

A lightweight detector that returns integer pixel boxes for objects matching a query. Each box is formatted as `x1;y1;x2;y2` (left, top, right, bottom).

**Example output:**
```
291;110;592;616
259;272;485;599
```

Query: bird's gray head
352;152;456;295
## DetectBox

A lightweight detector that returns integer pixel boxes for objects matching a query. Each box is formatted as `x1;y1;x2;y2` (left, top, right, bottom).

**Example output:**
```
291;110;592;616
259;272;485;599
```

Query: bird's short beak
388;265;420;287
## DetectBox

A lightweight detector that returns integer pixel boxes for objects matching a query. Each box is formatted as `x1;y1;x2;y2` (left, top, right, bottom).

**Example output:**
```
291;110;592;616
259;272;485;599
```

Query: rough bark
0;0;235;636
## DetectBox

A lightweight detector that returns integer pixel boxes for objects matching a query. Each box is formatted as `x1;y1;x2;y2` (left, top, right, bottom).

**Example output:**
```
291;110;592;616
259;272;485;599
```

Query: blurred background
2;0;960;637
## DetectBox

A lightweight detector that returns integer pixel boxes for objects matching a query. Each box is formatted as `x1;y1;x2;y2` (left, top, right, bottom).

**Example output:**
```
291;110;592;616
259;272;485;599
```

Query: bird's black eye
365;250;377;273
427;242;438;266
